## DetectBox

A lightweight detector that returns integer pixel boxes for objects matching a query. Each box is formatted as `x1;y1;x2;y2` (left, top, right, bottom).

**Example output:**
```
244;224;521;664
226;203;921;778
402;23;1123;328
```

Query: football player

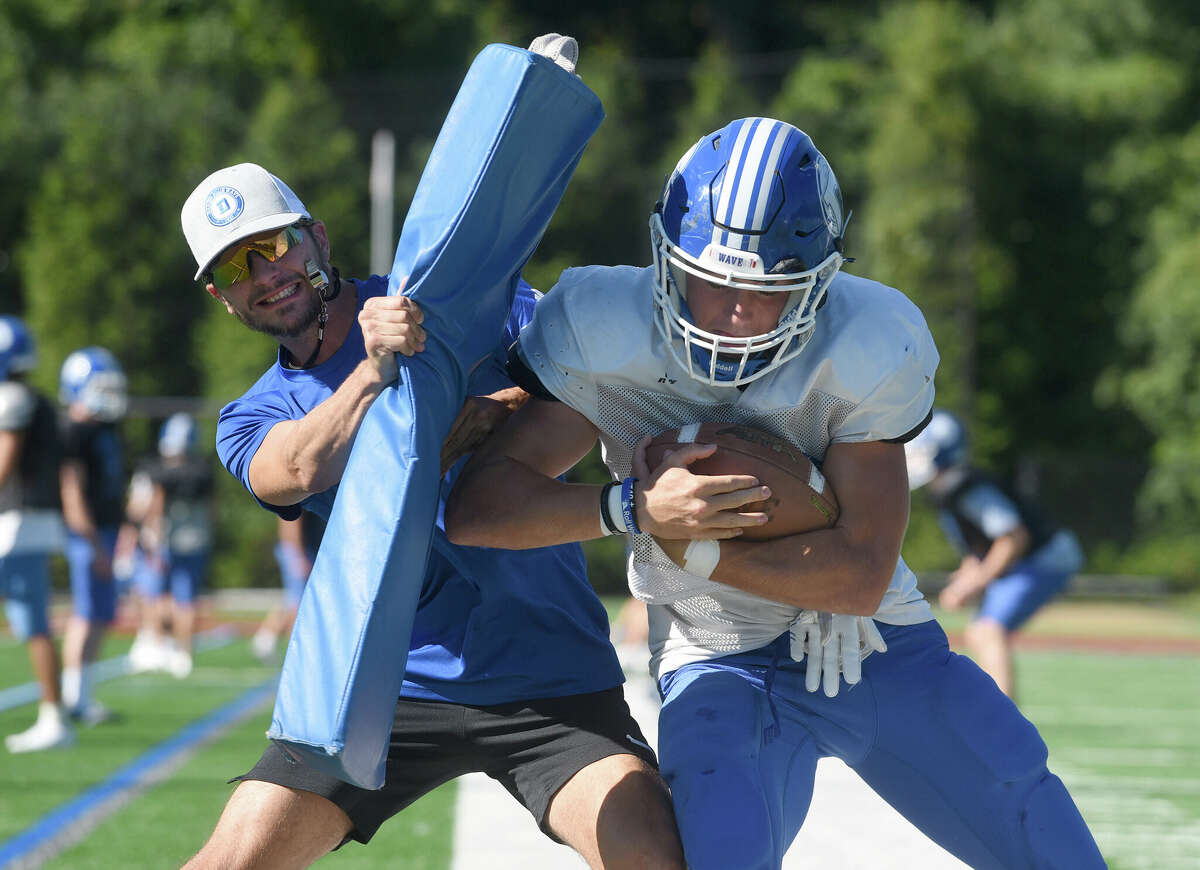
126;413;215;679
58;346;128;725
0;317;72;753
446;117;1105;869
906;408;1085;698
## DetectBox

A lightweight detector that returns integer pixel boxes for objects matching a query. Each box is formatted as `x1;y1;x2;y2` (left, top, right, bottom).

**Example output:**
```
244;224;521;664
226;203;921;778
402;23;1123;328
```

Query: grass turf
1;600;1198;868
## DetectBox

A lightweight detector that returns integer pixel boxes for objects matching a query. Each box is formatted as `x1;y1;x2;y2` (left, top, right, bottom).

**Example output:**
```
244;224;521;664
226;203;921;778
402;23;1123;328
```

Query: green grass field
1;600;1197;869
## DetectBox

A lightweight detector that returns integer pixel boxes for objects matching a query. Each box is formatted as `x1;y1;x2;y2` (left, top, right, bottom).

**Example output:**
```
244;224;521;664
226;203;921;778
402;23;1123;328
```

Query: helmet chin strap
294;260;342;369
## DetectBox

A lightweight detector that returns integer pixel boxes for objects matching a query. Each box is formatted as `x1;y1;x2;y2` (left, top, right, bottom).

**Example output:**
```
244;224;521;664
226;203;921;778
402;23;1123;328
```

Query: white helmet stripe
724;120;774;249
716;119;789;253
744;123;790;254
713;119;759;249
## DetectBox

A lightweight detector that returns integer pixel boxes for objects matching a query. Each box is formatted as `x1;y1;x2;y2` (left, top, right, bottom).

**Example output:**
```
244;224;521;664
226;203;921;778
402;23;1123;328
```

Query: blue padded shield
266;44;604;788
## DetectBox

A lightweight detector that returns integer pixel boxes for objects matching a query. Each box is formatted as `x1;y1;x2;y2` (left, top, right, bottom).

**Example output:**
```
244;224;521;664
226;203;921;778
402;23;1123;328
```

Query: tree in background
1;0;1198;590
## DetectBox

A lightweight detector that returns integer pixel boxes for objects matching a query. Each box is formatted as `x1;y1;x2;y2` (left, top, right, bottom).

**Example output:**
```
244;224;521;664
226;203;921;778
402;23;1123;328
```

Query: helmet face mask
60;347;128;422
650;118;846;387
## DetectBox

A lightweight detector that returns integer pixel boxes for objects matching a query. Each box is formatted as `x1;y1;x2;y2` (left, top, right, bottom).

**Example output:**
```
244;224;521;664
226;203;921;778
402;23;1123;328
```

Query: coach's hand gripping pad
266;44;604;789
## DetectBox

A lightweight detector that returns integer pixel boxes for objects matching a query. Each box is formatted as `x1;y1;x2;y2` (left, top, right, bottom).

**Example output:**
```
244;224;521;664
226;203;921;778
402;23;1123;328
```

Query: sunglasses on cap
206;221;312;289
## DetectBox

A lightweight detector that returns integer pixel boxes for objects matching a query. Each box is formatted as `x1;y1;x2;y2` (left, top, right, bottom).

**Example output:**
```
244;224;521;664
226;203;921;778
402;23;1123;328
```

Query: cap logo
205;186;245;227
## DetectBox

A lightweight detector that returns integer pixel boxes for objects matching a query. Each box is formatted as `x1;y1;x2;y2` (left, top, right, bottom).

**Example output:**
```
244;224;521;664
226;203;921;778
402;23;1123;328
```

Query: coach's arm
247;297;526;507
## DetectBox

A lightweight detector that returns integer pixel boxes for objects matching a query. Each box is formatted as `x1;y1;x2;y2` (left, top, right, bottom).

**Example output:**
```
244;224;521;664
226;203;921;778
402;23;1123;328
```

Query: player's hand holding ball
631;430;770;543
636;423;840;577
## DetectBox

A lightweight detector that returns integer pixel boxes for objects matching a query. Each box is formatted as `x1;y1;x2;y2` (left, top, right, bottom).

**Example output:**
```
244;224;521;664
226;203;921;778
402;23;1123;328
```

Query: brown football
643;422;839;541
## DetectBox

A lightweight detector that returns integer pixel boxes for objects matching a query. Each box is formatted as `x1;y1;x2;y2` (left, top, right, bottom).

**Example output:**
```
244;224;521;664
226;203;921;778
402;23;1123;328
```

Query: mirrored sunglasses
208;224;307;289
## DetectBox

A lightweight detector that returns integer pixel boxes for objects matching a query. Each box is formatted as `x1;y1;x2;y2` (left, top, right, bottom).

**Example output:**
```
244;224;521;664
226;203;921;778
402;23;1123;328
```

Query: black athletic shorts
234;687;658;845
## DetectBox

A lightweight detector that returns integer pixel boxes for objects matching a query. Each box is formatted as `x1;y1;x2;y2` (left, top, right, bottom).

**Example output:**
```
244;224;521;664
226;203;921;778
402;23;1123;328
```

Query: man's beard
234;292;322;340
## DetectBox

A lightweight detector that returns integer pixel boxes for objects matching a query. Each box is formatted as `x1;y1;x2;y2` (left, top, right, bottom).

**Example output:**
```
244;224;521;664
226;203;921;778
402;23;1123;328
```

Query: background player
58;346;127;725
0;316;72;753
906;408;1085;698
122;412;214;678
251;513;325;663
446;117;1104;869
119;448;169;673
178;126;684;867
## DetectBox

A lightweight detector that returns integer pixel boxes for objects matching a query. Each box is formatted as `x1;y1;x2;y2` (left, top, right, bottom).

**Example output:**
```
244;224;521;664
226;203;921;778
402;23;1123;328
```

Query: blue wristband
620;476;641;535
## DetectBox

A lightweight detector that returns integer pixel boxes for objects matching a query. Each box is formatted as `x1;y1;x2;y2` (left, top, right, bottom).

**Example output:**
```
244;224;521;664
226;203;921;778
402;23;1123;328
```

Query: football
643;422;839;541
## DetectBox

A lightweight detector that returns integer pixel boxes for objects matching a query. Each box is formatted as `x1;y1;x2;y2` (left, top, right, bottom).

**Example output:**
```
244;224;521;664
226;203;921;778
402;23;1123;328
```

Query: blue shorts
656;620;1103;870
0;552;52;639
133;547;166;599
274;543;311;608
166;551;208;605
976;562;1071;631
66;528;119;624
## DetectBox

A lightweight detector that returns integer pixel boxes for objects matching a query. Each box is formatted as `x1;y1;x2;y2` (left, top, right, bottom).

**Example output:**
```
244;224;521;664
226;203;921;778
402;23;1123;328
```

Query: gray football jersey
519;265;937;677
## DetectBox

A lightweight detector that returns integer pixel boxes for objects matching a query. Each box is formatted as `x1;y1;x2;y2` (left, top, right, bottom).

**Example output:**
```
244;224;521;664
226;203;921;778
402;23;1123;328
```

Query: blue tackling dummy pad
266;44;604;788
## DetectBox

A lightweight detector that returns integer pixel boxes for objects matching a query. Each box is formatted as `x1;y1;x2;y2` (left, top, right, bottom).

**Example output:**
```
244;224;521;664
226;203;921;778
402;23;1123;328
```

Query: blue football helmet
60;346;128;421
904;410;968;490
158;412;197;458
0;316;37;381
650;117;847;386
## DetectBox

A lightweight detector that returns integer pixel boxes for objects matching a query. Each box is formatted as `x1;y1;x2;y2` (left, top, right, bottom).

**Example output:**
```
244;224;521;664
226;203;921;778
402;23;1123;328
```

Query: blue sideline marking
0;677;275;869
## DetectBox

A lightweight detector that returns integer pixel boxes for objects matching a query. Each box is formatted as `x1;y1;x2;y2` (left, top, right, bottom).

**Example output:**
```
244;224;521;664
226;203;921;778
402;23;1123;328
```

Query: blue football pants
657;619;1105;870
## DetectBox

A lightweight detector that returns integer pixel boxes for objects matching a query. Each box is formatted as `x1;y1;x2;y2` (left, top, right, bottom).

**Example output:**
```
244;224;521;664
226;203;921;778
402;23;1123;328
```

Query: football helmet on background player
0;316;38;381
650;117;847;386
158;412;197;458
59;346;128;422
904;409;968;490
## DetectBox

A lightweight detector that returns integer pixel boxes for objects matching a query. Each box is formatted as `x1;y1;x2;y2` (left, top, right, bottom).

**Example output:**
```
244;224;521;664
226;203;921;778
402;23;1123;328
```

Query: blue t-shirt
217;276;623;705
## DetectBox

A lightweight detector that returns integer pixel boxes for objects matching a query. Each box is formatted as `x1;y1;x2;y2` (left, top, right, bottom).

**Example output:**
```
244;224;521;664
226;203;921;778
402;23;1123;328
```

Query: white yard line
0;626;237;713
451;650;967;869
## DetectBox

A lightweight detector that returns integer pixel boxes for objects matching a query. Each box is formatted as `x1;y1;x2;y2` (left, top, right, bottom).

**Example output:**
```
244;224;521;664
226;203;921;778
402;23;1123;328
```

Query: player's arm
678;440;909;616
444;397;609;546
140;482;167;553
973;526;1031;584
60;457;114;578
0;385;34;488
248;293;425;506
941;525;1030;609
446;399;769;547
0;429;21;487
60;459;98;539
439;385;530;474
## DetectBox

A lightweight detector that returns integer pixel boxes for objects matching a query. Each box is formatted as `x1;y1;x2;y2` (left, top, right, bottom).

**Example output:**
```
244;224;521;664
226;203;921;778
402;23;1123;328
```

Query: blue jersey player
445;118;1105;869
178;153;685;866
906;409;1084;699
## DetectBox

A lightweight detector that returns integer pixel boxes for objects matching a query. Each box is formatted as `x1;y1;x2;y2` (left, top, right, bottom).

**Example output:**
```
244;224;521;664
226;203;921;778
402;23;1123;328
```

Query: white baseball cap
181;163;310;281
